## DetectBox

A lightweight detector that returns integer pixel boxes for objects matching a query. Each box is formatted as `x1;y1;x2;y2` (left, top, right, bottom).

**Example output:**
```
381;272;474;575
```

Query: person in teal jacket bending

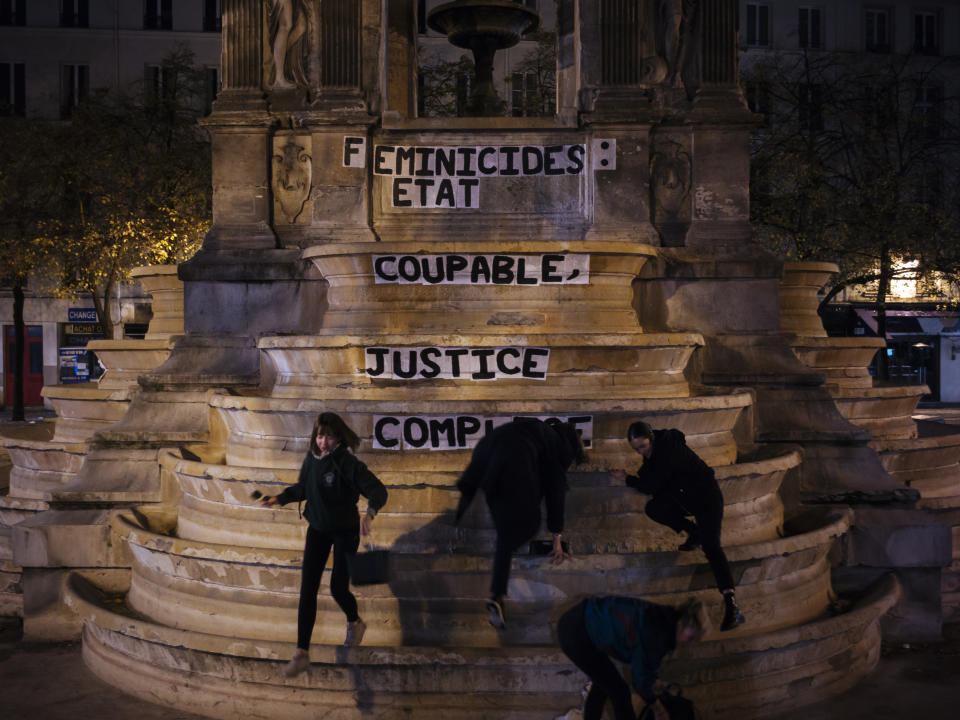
557;595;707;720
260;412;388;677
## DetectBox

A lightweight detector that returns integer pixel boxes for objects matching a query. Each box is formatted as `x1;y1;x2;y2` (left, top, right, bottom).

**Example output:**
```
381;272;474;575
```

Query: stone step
259;331;703;400
64;571;900;720
167;453;790;552
111;508;849;647
210;391;752;471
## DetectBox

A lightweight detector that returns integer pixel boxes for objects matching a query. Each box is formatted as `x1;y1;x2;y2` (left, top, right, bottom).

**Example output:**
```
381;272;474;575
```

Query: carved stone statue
643;0;700;90
267;0;313;90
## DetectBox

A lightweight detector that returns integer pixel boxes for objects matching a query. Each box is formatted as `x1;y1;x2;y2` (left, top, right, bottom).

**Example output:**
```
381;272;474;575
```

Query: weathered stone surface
65;571;898;720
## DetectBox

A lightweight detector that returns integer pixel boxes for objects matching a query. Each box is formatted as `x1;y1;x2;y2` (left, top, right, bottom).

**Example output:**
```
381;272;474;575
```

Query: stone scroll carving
266;0;315;91
272;135;312;224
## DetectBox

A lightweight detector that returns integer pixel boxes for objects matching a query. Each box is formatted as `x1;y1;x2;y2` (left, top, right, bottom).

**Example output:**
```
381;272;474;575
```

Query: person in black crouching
609;421;745;631
557;595;708;720
455;418;586;629
260;411;388;677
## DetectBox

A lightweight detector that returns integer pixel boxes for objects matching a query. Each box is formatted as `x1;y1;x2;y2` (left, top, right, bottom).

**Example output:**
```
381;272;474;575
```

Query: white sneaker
283;649;309;678
344;618;367;646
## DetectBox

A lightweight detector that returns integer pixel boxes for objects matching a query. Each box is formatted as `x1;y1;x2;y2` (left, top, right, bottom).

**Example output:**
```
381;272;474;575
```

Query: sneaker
283;649;310;678
677;528;700;552
486;597;506;629
344;618;367;646
721;593;746;631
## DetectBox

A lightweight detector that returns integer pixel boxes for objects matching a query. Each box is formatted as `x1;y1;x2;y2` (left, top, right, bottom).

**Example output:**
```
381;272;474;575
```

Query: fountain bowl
427;0;540;51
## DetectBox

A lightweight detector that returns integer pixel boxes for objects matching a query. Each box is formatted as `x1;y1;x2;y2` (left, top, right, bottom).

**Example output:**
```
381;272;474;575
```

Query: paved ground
1;617;958;720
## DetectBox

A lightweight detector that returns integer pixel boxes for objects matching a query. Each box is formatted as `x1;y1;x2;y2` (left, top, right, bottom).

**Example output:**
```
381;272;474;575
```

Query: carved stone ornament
650;138;692;244
272;135;312;224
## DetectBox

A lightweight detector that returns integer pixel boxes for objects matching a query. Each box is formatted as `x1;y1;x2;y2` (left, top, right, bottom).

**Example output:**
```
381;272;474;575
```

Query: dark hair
310;412;360;457
627;421;655;442
676;597;709;636
553;421;587;467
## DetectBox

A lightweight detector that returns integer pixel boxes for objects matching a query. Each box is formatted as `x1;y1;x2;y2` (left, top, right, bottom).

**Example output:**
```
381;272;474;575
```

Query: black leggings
557;600;636;720
296;525;360;650
645;489;734;592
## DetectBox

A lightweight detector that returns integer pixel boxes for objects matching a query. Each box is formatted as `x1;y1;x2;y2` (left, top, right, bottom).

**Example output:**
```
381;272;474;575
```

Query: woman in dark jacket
260;412;388;676
610;421;745;631
455;418;586;629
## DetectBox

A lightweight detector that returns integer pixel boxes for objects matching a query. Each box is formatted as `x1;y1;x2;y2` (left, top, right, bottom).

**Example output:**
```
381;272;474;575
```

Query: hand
259;495;279;507
609;469;626;482
360;513;373;537
548;534;572;565
652;700;669;720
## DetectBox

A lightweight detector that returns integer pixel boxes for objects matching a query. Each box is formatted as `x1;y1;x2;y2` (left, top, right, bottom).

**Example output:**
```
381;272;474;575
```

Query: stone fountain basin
108;505;849;647
64;569;896;720
874;420;960;508
787;336;887;388
830;383;929;441
259;331;704;400
129;264;184;341
0;423;87;500
777;261;840;338
208;390;752;470
85;338;178;391
302;241;658;333
161;447;797;551
427;0;540;50
40;384;135;443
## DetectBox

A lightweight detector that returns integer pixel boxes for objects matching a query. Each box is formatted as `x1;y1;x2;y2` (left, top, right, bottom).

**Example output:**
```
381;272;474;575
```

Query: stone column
220;0;264;95
200;0;276;251
700;0;738;89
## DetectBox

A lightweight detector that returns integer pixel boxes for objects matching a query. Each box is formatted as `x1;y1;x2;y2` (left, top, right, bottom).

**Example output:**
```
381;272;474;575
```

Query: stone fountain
3;2;944;718
427;0;540;116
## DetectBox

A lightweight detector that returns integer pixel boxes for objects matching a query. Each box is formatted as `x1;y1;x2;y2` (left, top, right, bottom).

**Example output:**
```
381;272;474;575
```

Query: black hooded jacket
455;419;581;538
276;444;387;533
626;429;719;509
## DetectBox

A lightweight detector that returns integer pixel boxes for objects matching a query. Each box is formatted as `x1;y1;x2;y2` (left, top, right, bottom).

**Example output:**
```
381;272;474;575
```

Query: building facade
0;0;221;406
739;0;960;401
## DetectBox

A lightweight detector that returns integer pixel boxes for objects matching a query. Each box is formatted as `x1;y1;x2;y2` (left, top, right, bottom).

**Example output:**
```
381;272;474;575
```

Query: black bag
347;547;391;586
638;686;697;720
